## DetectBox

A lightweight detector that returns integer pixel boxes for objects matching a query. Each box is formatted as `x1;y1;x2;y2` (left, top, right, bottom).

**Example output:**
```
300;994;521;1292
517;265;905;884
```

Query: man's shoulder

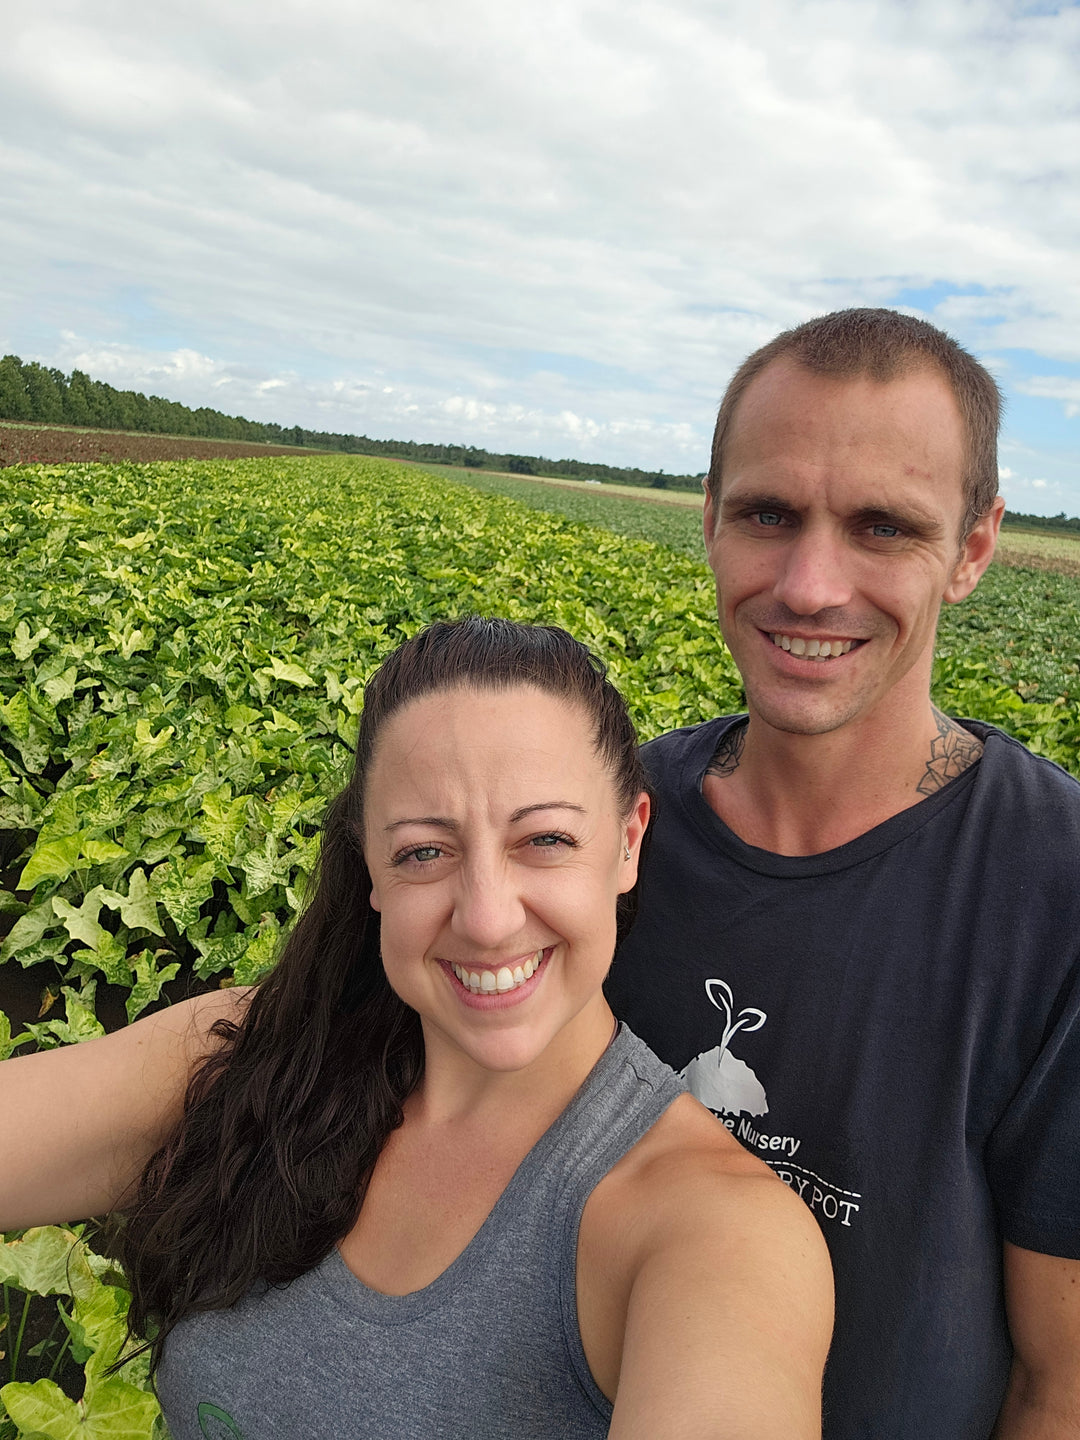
969;720;1080;809
641;715;744;777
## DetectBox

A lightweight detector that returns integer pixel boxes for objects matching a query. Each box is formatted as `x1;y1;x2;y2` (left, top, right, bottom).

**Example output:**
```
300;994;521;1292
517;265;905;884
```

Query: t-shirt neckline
675;714;989;878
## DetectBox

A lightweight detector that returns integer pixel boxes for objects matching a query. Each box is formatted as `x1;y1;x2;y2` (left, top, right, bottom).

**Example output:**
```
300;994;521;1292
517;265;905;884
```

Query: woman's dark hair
119;617;648;1369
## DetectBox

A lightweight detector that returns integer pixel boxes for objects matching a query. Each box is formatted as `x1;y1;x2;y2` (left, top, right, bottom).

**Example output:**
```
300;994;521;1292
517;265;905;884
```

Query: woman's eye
529;832;574;850
396;844;443;865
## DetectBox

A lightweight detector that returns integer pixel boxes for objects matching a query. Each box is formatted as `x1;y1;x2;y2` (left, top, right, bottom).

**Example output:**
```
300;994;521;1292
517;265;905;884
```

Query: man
607;308;1080;1438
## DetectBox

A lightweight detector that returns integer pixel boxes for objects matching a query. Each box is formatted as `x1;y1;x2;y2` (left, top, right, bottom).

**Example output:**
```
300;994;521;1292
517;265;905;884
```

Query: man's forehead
726;359;964;467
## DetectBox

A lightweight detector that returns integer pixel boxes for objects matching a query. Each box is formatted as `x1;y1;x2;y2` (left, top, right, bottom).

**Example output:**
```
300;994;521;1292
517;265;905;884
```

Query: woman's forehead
365;685;607;811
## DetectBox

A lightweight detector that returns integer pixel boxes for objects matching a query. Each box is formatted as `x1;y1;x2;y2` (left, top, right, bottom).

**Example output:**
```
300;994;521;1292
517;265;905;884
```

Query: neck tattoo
705;719;748;780
917;709;984;795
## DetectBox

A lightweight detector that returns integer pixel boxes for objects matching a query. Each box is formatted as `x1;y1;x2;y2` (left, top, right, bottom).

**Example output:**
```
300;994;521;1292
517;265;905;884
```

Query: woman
1;618;831;1437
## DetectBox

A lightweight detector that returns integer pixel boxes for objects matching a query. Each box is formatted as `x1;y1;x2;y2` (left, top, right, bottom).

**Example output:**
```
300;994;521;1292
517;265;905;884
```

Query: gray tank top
156;1025;684;1440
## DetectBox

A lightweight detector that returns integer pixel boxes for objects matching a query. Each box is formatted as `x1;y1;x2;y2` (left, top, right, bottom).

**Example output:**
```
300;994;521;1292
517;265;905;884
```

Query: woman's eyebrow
508;802;587;823
383;815;458;833
384;802;587;833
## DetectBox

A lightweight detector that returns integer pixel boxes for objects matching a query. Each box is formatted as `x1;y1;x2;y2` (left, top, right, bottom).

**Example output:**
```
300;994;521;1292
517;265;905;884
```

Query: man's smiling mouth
769;633;861;661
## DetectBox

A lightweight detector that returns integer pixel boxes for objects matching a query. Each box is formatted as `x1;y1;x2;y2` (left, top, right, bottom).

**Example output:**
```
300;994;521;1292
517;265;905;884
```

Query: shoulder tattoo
917;709;984;796
706;721;747;779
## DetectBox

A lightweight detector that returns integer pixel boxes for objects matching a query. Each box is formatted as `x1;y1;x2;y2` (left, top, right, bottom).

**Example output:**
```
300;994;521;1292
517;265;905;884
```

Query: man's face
703;357;1001;740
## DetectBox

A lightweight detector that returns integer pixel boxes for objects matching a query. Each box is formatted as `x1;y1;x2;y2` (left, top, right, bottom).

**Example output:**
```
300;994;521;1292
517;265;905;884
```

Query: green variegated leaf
263;656;315;687
0;1374;160;1440
0;898;61;962
233;913;281;985
71;929;132;986
154;857;217;930
17;832;84;891
99;868;164;936
56;985;107;1042
0;1227;89;1296
198;786;251;864
12;620;50;662
0;688;32;739
192;929;249;980
52;888;109;950
125;950;181;1022
81;839;128;868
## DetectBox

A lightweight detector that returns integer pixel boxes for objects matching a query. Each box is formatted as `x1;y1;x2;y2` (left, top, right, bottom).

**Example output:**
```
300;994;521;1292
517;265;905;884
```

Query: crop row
1;453;1079;1438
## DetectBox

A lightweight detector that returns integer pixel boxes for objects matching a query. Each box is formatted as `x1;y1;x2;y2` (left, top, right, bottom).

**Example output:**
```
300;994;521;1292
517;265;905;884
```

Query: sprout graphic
679;978;769;1118
705;978;766;1057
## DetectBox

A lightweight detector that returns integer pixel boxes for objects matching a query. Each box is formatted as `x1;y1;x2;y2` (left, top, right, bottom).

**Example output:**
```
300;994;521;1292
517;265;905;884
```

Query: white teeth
450;950;545;996
771;634;854;661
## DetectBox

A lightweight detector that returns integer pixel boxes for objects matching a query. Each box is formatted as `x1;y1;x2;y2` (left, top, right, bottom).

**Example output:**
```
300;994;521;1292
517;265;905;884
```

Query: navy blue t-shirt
606;717;1080;1440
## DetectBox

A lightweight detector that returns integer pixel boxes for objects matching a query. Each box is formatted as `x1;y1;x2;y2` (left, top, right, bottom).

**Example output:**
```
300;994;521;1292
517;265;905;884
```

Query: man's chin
745;689;870;739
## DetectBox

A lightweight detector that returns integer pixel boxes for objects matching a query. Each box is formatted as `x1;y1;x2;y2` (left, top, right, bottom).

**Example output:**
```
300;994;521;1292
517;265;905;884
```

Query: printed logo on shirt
198;1401;245;1439
680;978;769;1117
680;977;862;1229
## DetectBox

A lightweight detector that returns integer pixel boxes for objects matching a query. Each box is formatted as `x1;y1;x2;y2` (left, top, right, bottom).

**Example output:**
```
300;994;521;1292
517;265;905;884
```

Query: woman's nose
449;862;528;950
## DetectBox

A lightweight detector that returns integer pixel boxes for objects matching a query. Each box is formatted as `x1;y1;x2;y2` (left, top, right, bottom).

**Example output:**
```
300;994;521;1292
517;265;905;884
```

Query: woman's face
362;684;649;1075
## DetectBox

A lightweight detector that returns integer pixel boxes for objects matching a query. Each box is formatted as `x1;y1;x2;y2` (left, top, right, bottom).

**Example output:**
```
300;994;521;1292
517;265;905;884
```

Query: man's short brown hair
706;308;1003;539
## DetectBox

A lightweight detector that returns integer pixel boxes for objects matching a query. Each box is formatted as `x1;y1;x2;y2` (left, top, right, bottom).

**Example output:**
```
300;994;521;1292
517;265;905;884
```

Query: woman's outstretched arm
582;1095;833;1439
0;988;248;1231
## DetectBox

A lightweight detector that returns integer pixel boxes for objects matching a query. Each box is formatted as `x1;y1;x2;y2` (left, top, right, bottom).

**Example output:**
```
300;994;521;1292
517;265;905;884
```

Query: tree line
0;354;702;491
1000;509;1080;534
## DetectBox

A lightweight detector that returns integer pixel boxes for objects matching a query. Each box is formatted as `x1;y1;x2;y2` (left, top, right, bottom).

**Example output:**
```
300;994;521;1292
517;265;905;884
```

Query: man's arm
992;1243;1080;1439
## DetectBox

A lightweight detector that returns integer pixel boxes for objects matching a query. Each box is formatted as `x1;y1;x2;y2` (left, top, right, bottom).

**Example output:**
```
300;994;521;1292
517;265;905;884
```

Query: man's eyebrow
718;491;790;514
384;802;586;833
851;504;944;535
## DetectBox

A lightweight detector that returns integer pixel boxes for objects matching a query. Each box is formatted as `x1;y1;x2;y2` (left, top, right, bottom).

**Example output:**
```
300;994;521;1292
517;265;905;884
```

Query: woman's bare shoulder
146;983;255;1055
590;1091;825;1265
579;1094;833;1431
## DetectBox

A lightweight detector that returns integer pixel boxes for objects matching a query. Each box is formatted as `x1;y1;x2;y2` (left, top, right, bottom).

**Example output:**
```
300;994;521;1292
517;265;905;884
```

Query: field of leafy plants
2;452;1079;1437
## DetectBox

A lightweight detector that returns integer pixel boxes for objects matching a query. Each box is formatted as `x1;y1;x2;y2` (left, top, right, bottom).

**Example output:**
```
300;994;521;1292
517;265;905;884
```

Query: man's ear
944;496;1005;604
703;478;717;550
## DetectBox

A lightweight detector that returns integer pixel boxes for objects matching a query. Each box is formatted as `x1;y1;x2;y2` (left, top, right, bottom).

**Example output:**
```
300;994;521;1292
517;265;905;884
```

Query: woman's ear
618;791;652;894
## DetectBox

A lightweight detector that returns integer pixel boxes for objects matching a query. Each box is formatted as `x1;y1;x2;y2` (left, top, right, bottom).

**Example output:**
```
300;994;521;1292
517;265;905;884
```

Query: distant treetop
0;353;703;492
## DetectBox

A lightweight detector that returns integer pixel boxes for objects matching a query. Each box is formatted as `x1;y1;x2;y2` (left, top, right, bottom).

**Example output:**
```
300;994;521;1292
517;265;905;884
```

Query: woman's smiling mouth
445;947;550;997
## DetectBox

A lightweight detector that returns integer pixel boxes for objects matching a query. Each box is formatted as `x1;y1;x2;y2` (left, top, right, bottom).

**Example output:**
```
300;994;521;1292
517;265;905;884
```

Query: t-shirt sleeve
985;956;1080;1259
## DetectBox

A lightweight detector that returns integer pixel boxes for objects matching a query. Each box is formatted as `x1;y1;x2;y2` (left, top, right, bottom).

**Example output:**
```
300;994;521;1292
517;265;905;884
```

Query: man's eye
871;523;900;538
755;511;783;527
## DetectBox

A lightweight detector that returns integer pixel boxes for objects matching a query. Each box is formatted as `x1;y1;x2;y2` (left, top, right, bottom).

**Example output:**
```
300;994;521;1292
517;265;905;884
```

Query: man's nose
771;527;854;617
449;859;528;950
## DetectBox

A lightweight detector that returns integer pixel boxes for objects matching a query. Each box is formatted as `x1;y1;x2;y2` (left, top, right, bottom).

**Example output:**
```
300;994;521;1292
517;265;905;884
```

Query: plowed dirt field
0;421;321;466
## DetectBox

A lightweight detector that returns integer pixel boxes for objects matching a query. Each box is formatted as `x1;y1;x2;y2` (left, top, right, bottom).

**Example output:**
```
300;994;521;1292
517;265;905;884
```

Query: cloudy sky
2;0;1079;511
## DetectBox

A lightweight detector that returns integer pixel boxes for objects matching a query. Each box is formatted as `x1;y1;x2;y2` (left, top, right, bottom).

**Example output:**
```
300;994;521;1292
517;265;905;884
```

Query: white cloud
1015;376;1080;420
1;0;1080;493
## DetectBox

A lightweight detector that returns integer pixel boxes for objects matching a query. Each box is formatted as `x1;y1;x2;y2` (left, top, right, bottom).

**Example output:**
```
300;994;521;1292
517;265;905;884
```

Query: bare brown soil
0;421;324;467
995;548;1080;579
